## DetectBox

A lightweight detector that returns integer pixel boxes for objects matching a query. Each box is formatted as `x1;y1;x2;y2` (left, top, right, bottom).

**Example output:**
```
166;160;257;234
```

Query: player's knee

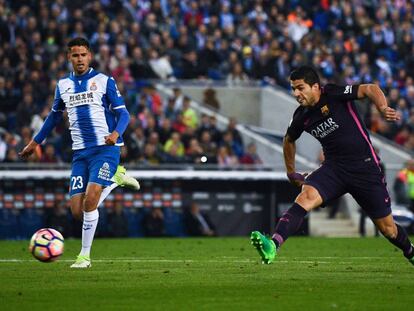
296;190;320;211
379;224;397;239
83;194;99;212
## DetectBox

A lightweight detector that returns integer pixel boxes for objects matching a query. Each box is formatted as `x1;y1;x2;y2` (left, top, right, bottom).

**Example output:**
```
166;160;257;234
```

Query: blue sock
272;203;308;248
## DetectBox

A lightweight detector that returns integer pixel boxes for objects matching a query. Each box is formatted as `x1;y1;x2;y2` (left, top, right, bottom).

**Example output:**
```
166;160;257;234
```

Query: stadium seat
163;208;185;237
96;206;108;237
0;209;19;239
19;209;45;239
123;207;145;237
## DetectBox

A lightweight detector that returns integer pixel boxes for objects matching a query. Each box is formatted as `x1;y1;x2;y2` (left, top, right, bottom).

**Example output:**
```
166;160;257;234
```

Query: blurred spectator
181;50;205;79
126;126;146;160
217;145;239;167
172;87;184;112
395;126;411;146
158;118;173;145
129;46;157;80
142;143;162;165
208;116;222;144
40;144;60;163
226;117;243;148
107;203;129;237
184;202;215;237
186;138;204;164
164;132;185;161
394;159;414;210
227;62;249;86
240;143;263;165
143;207;165;237
221;131;243;159
199;130;217;162
202;88;221;110
3;147;20;163
47;202;71;238
182;96;198;129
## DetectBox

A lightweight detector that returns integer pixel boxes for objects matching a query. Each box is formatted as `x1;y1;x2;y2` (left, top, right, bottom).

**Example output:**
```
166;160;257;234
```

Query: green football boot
250;231;277;264
112;165;140;190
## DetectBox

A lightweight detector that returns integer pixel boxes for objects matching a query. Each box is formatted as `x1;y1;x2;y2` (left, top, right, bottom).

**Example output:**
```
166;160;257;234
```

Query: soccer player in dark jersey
251;66;414;266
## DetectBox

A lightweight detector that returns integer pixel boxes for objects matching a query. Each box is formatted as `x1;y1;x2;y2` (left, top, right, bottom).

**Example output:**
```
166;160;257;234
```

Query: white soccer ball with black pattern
29;228;64;262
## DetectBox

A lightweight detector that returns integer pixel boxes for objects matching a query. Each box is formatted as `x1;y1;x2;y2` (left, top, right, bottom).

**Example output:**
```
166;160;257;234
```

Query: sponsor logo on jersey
98;162;111;181
68;91;94;107
90;82;97;91
310;117;339;138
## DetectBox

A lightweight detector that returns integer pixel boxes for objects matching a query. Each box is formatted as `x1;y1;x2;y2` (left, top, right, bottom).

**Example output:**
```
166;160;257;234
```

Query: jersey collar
70;67;94;80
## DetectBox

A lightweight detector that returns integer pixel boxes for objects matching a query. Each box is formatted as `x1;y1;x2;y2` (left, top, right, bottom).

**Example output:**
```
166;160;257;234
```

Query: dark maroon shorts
305;160;391;219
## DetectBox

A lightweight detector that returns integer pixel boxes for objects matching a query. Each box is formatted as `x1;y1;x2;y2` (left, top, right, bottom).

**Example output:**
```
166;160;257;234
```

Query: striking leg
374;214;414;265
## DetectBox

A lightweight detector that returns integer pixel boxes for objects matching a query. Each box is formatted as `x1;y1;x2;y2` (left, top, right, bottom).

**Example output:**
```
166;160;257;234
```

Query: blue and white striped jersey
52;68;127;150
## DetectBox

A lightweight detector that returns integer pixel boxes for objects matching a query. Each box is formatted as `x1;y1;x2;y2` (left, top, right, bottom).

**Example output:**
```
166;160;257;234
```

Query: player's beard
75;63;87;75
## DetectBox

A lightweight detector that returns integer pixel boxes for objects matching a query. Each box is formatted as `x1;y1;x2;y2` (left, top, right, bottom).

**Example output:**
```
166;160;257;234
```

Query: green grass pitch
0;237;413;310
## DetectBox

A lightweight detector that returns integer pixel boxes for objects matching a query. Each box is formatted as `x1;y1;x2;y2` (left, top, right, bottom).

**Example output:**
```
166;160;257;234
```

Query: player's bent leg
272;185;322;247
373;214;414;265
250;185;323;264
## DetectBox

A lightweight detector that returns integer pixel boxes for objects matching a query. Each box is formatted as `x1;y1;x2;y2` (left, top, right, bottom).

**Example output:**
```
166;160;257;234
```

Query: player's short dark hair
289;66;320;86
67;37;90;51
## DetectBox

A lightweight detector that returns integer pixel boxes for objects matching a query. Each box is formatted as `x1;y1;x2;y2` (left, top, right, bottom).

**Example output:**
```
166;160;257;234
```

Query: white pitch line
0;257;392;264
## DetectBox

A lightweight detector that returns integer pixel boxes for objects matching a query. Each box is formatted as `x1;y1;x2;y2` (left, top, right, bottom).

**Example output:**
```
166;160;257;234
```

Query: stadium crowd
1;0;414;165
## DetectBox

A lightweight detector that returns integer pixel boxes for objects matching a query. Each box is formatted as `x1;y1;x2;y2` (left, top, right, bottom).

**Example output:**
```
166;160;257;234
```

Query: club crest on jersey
321;105;329;116
90;82;97;91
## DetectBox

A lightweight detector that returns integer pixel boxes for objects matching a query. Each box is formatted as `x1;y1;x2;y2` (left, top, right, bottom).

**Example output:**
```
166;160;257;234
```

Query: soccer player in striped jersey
20;37;139;268
251;66;414;266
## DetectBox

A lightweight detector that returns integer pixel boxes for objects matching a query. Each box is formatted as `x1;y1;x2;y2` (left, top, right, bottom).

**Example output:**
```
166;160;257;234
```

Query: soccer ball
29;228;64;262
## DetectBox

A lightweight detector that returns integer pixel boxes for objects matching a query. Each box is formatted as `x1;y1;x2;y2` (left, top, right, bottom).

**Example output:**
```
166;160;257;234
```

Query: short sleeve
106;77;125;109
286;108;305;141
51;84;65;112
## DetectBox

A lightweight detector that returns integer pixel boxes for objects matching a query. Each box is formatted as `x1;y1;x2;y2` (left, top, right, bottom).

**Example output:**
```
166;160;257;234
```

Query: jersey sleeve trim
113;105;126;110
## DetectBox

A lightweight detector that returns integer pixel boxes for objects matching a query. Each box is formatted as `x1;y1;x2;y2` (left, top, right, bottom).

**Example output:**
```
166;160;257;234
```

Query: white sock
97;182;118;207
79;209;99;258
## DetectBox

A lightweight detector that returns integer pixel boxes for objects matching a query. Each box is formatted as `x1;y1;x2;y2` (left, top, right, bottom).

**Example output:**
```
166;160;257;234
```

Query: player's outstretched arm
19;110;62;159
18;139;38;159
357;84;400;122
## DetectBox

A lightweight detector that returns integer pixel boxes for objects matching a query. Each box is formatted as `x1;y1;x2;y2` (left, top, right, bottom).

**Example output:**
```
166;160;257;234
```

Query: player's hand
287;172;308;187
105;131;119;145
18;140;38;159
382;107;400;122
